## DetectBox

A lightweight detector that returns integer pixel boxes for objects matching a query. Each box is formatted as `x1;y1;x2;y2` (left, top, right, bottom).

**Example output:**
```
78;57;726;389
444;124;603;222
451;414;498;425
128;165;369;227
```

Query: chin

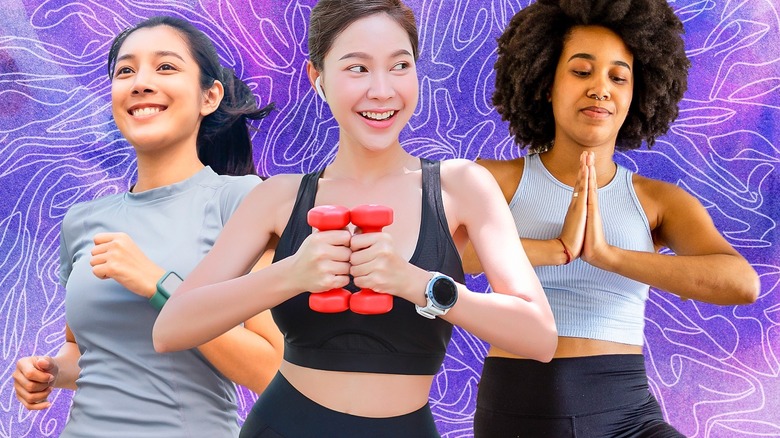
362;142;399;154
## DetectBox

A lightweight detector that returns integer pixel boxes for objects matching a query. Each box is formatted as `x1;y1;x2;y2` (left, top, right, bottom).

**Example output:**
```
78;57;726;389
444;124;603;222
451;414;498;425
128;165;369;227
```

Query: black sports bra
271;159;465;375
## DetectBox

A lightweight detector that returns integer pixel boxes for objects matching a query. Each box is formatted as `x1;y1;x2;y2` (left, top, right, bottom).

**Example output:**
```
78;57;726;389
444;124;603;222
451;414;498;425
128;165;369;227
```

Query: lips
582;106;611;114
581;106;612;118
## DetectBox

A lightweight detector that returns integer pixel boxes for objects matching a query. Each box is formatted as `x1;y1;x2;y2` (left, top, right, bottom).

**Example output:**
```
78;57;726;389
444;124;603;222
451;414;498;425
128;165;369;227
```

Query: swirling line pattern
0;1;777;437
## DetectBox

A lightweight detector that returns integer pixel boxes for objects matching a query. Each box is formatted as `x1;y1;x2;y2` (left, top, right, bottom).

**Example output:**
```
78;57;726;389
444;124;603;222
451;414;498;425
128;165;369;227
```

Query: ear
306;61;326;102
201;79;224;117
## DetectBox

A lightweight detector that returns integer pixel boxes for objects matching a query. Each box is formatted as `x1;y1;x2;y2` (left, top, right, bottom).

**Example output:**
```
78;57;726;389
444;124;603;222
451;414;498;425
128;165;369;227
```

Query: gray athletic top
59;166;259;437
509;154;654;346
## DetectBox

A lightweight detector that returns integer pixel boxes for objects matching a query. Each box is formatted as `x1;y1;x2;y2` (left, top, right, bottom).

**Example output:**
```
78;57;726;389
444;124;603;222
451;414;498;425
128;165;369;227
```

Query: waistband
478;355;651;416
242;372;440;437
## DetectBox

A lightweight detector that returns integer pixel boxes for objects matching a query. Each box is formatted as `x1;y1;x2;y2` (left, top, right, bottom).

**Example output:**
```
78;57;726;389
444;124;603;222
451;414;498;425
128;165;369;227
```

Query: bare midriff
279;361;434;418
488;336;643;359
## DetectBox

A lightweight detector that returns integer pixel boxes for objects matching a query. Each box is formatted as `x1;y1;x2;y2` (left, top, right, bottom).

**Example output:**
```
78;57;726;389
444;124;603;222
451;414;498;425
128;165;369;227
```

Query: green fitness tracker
150;271;183;311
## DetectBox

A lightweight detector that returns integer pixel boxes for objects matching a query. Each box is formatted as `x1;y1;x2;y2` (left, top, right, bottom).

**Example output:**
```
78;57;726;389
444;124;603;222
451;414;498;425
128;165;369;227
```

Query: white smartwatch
415;272;458;319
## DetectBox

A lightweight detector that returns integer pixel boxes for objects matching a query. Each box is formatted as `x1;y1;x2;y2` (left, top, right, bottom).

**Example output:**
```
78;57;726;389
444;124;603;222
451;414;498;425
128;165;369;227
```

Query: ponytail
107;16;274;177
198;67;274;176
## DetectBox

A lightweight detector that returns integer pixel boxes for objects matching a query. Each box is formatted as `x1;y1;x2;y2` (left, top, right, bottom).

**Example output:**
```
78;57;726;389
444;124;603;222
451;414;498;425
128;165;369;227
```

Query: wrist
145;267;167;298
151;271;183;310
408;268;432;306
46;357;59;388
278;256;310;300
588;244;619;271
555;238;573;265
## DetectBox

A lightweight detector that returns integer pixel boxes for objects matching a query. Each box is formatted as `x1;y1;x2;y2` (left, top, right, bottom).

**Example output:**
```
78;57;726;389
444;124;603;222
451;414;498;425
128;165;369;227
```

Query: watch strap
150;271;180;311
149;288;170;311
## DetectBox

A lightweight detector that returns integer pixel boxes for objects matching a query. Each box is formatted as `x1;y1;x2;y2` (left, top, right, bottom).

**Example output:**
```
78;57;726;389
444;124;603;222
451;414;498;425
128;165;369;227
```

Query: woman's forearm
153;258;294;353
52;341;81;390
594;248;759;305
196;311;283;393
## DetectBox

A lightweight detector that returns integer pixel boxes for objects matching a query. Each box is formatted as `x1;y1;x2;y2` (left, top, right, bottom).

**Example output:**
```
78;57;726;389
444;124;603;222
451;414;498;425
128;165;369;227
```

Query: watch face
160;272;184;294
432;277;457;307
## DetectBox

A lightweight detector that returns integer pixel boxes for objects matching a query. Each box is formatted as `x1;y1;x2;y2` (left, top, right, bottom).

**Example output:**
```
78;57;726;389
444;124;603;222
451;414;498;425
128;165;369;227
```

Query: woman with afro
463;0;760;436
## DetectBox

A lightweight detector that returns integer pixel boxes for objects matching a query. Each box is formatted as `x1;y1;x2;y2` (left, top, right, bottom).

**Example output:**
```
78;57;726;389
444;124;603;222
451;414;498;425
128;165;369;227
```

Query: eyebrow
116;50;187;64
338;49;413;61
568;53;631;71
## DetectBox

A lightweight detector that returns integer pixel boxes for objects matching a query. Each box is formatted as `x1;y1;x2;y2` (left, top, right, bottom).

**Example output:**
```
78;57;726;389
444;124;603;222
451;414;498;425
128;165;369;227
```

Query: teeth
132;107;162;116
361;110;395;121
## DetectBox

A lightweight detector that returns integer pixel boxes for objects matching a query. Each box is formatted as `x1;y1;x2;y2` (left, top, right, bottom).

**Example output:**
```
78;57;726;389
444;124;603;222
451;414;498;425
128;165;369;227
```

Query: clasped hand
291;227;418;303
558;151;614;268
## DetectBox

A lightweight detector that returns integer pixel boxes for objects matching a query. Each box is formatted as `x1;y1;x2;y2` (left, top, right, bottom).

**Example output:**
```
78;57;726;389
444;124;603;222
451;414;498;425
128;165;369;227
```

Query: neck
326;134;416;183
541;137;617;187
133;147;205;192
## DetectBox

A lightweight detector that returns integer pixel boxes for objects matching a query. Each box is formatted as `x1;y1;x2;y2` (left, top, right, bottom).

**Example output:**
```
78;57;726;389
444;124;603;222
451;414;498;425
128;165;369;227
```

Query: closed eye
611;76;628;84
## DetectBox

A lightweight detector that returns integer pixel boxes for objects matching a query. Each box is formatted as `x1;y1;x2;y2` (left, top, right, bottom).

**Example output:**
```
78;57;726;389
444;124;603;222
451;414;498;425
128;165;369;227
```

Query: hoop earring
315;76;326;102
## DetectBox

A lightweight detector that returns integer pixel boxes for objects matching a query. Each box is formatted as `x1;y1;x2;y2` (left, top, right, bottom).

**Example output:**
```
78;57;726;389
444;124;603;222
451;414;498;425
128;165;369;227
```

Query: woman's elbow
533;324;558;363
727;260;761;305
152;329;173;353
151;320;182;353
740;269;761;304
510;318;557;363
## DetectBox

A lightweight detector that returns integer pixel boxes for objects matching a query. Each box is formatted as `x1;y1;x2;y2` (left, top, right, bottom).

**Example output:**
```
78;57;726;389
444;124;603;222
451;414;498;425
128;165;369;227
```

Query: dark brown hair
107;16;274;176
494;0;690;152
308;0;419;71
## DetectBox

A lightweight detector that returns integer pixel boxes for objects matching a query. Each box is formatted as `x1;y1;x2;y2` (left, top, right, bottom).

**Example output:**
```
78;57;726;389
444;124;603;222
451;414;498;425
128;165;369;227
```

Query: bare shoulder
632;173;710;237
477;157;525;181
442;157;524;204
239;173;305;233
440;158;494;189
439;159;523;243
246;173;304;203
632;173;699;208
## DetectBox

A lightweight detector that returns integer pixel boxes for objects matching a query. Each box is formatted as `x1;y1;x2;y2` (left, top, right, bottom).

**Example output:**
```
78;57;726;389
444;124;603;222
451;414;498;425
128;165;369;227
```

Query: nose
587;74;610;101
366;72;395;101
131;68;156;95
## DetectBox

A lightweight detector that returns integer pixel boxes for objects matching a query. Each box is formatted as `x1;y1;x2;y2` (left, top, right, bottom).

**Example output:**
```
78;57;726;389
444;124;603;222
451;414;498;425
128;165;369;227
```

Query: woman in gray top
12;16;284;437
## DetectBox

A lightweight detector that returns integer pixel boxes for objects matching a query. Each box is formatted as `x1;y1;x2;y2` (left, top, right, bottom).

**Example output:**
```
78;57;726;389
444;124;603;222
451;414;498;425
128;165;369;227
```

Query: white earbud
315;76;326;102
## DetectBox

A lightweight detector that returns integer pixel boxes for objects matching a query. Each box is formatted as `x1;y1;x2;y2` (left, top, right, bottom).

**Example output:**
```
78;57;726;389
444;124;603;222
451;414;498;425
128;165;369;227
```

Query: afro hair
493;0;690;152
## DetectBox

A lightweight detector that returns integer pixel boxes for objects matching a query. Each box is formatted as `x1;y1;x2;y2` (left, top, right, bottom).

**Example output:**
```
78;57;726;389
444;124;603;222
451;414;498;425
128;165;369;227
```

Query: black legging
474;355;686;438
240;372;441;438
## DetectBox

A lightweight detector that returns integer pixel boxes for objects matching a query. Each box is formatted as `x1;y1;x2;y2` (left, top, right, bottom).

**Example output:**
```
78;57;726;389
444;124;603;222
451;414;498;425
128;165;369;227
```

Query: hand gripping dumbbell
307;205;352;313
349;204;394;315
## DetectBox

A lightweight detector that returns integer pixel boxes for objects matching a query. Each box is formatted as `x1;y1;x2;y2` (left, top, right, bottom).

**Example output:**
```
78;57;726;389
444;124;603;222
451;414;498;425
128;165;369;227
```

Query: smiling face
311;12;418;154
550;25;634;149
111;25;215;154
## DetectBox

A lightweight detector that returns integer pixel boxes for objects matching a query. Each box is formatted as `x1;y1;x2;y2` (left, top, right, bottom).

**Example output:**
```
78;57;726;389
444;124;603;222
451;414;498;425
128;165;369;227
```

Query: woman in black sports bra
153;1;557;436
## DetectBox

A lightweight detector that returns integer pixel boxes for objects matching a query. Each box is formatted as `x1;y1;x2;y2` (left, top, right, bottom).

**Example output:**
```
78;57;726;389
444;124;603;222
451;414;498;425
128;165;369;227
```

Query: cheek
398;75;419;107
618;92;634;118
110;88;125;121
331;85;366;117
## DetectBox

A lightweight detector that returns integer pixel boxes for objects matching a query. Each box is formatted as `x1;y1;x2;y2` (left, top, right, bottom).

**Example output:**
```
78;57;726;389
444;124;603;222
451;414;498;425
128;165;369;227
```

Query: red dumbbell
307;205;352;313
349;204;394;315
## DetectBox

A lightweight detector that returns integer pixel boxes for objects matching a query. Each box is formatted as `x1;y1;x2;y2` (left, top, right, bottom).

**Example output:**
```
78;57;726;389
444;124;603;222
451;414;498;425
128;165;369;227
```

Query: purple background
1;1;778;437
